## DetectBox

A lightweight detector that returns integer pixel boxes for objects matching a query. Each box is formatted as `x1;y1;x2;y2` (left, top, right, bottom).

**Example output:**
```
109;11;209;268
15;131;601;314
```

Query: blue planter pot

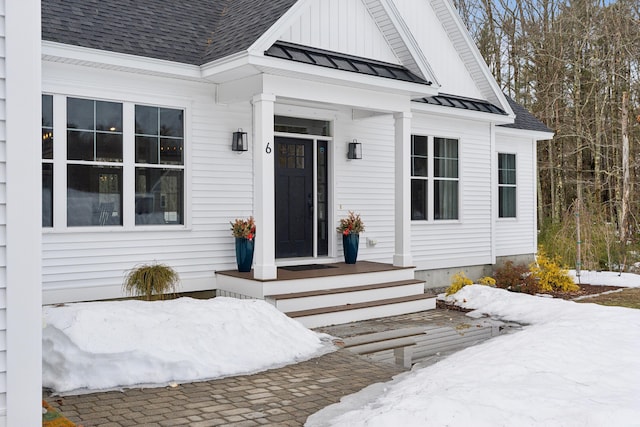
342;233;359;264
235;237;255;272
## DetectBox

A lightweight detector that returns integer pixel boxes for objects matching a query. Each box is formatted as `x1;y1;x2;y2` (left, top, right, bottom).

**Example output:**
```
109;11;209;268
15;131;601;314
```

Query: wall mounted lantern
232;129;248;152
347;139;362;159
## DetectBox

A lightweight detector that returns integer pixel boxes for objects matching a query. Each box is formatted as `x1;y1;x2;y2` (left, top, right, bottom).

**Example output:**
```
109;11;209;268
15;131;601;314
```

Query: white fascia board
495;125;554;141
200;51;260;83
42;41;203;81
263;73;411;113
411;101;514;125
251;54;438;98
248;0;315;53
377;0;440;88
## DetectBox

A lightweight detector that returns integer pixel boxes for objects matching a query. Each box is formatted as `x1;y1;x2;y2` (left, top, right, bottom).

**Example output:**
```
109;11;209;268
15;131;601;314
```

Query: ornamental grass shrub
123;262;180;301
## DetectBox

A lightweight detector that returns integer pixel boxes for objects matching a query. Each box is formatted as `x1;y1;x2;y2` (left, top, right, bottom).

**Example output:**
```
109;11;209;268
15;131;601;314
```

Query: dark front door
275;137;314;258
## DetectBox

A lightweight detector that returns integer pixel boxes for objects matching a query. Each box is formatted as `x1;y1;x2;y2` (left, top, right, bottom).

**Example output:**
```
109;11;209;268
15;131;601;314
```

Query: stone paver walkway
45;350;403;426
44;309;479;426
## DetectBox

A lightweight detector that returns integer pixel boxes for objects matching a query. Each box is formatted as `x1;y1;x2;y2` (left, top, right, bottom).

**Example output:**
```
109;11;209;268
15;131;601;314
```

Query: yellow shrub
445;272;473;295
530;248;579;293
478;276;496;286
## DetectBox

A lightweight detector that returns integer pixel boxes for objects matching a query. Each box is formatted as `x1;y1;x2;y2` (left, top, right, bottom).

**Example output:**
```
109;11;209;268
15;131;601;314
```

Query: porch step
265;280;425;313
287;293;437;329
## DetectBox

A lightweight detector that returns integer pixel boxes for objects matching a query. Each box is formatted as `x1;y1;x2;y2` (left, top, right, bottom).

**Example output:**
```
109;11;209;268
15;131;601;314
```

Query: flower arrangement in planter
336;211;365;236
230;216;256;241
336;211;365;264
230;216;256;272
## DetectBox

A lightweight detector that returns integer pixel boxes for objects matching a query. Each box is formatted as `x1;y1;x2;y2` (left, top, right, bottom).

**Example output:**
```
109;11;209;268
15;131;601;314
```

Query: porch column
252;93;278;280
393;111;413;267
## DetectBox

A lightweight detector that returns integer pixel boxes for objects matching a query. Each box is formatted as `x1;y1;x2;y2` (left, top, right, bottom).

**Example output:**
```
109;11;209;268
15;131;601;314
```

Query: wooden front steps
215;261;436;328
286;294;436;329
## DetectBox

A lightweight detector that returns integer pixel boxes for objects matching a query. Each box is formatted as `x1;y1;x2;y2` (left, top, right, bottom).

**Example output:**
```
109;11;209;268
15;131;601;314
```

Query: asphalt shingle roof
42;0;298;65
499;96;553;133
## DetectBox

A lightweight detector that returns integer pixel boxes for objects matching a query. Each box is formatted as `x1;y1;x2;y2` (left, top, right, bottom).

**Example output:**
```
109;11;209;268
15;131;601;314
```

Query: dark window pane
135;105;159;135
135;168;184;225
67;98;94;130
434;138;458;157
67;130;94;161
95;101;122;132
160;108;184;137
499;153;516;169
274;116;330;136
317;141;328;256
434;158;458;178
412;157;428;177
411;179;427;220
42;95;53;127
499;169;516;185
412;135;428;156
136;136;159;164
434;138;458;178
434;180;458;220
499;187;516;218
42;128;53;159
499;154;516;184
67;164;123;226
42;164;53;227
96;133;123;162
159;138;183;165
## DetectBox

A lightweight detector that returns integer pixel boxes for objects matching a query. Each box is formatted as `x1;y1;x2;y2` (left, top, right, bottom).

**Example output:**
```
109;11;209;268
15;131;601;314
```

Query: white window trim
411;134;461;223
43;93;191;232
498;152;517;220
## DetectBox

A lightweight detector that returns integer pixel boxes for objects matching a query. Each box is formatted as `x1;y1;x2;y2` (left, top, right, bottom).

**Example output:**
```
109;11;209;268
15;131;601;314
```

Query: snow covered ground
43;270;640;426
569;269;640;288
307;272;640;427
43;297;333;394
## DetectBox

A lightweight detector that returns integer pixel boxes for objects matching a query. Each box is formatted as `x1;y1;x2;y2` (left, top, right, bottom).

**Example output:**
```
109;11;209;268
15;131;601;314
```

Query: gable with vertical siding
278;0;400;64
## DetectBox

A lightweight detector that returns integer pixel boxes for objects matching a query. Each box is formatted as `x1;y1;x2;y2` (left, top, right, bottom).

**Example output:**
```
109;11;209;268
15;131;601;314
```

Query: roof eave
42;41;204;81
249;54;439;98
496;126;555;141
411;101;514;124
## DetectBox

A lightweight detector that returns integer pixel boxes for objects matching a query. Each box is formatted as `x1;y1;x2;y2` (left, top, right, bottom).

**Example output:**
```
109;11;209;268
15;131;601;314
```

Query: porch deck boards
286;293;436;318
216;261;413;282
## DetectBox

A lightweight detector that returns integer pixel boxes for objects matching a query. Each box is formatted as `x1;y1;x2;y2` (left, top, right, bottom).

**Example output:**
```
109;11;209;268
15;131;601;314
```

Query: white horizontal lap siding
0;2;6;419
279;0;399;64
395;0;483;98
335;112;396;263
42;65;254;303
495;135;536;256
411;115;493;269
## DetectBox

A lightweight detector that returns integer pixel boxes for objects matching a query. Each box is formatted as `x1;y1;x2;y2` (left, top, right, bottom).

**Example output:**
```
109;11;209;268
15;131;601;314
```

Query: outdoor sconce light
347;139;362;159
232;129;248;152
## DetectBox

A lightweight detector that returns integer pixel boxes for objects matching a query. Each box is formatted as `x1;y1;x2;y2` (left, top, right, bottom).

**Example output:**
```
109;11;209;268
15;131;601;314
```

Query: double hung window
498;153;516;218
411;135;459;221
41;95;185;229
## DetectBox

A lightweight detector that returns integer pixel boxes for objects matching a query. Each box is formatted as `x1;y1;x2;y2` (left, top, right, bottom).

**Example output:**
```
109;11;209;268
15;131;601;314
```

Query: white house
3;0;555;422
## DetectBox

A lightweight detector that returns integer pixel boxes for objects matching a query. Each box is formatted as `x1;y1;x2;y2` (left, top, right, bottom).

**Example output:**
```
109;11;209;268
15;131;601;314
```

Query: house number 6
266;143;272;154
